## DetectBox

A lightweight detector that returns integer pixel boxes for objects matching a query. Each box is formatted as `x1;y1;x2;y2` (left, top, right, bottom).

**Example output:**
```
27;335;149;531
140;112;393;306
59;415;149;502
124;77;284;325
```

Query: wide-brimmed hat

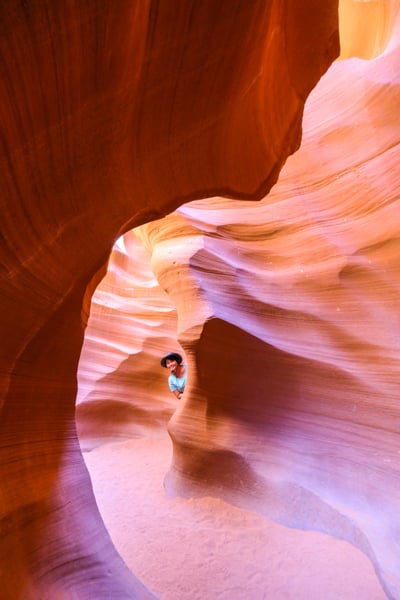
160;352;183;368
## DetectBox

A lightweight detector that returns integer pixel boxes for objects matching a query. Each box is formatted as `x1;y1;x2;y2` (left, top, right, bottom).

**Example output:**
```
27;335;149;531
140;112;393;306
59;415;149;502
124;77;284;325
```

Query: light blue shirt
168;364;188;393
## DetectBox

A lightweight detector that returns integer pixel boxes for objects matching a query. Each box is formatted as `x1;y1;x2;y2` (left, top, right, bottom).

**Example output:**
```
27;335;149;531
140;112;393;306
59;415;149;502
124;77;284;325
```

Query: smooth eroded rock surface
79;3;400;598
0;1;340;599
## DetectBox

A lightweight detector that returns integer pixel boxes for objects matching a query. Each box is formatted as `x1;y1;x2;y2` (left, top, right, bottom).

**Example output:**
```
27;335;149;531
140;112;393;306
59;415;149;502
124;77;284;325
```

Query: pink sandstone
1;1;399;599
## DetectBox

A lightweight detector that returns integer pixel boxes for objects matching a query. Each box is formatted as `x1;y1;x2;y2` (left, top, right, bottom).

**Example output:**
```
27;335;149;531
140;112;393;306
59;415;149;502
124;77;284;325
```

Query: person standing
160;352;187;399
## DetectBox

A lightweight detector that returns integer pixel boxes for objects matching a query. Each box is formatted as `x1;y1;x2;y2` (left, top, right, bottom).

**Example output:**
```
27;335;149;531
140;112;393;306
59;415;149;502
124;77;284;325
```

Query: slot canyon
1;1;399;599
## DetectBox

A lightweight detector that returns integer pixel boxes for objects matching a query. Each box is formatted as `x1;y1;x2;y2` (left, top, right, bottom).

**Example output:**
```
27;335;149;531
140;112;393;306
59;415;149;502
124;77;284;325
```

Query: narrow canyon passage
1;2;400;599
77;10;400;589
76;212;390;599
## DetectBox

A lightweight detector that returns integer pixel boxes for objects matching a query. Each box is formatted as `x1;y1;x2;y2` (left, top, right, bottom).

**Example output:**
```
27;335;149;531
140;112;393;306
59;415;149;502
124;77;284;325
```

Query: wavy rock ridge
80;3;400;599
1;1;399;599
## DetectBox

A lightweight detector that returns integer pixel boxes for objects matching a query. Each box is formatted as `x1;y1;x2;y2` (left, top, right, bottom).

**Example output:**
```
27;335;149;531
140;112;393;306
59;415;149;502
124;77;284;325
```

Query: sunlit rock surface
0;1;342;599
78;4;400;600
76;232;179;450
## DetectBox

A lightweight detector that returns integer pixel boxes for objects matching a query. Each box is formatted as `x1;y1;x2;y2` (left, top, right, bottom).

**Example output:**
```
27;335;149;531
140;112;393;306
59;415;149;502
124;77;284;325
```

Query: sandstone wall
0;2;340;598
79;2;400;599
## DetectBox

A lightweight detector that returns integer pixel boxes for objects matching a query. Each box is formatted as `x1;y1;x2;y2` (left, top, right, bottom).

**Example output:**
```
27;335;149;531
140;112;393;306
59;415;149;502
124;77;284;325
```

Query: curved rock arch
2;1;400;599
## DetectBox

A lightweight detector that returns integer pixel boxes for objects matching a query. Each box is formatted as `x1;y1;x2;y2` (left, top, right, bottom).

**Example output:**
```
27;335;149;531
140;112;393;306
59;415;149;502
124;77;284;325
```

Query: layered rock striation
2;0;400;599
80;3;400;599
0;2;340;599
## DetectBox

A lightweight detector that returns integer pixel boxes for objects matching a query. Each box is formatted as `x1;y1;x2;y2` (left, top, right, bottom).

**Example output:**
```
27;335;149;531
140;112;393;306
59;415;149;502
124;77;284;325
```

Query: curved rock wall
0;2;340;599
80;3;400;599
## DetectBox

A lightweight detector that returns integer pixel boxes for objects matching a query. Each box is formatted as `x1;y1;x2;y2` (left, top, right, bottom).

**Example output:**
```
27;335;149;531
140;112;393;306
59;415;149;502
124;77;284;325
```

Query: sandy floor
83;438;387;600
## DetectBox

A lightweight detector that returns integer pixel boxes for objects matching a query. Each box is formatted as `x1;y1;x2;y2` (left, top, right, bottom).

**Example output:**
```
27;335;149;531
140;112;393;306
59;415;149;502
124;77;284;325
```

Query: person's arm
168;376;183;399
